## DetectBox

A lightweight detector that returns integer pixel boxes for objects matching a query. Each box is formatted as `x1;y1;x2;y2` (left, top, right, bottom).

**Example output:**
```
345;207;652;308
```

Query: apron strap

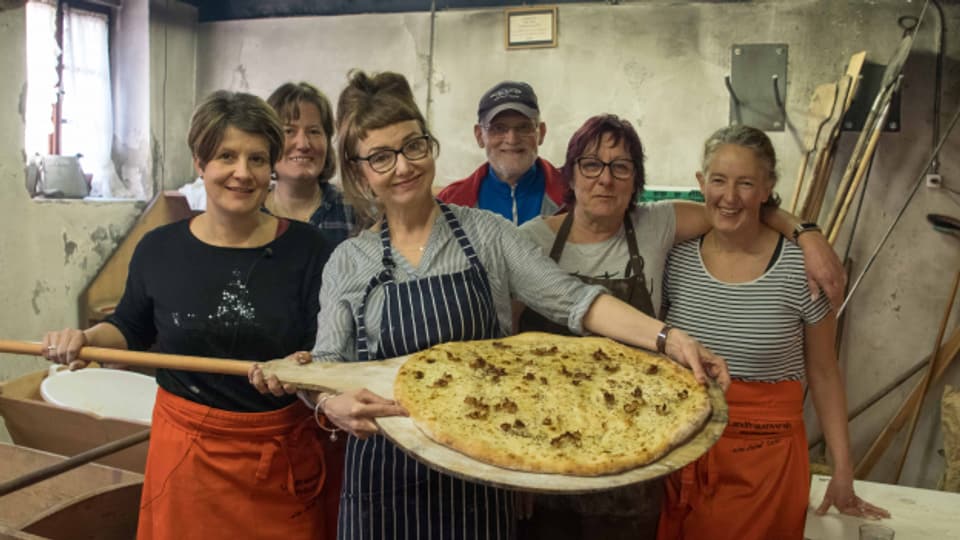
438;201;486;272
548;211;576;262
622;214;645;279
356;201;486;361
548;212;643;278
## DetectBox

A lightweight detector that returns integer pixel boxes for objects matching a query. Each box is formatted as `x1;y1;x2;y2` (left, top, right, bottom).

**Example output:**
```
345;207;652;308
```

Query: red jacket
437;158;567;213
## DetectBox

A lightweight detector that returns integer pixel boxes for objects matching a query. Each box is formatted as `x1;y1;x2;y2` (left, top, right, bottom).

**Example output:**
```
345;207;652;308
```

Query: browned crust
395;332;712;476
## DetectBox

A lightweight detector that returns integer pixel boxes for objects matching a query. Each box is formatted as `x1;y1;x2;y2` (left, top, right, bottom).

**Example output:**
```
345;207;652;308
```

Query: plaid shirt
263;182;357;246
308;182;356;246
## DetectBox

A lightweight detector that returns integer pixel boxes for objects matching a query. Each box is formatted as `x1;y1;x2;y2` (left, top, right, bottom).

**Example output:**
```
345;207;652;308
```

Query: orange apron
137;387;345;540
658;380;809;540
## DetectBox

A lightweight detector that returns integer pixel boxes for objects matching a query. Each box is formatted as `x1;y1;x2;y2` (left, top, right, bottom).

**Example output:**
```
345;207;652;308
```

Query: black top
106;219;333;412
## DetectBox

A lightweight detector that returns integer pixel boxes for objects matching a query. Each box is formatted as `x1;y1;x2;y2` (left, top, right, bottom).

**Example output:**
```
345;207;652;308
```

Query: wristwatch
793;222;821;241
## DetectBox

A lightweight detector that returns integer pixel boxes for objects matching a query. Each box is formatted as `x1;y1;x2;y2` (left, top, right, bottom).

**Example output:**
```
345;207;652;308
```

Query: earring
270;171;278;180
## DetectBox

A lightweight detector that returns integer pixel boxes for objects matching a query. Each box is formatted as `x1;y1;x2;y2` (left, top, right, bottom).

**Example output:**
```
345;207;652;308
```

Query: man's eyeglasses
576;157;636;181
482;121;538;138
352;135;434;173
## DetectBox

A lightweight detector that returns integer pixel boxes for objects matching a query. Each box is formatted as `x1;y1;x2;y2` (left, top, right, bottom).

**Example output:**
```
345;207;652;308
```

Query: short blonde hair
335;70;438;225
188;90;284;170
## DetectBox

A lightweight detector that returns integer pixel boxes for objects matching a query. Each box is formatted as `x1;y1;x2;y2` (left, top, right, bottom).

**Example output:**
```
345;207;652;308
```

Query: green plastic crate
639;185;704;203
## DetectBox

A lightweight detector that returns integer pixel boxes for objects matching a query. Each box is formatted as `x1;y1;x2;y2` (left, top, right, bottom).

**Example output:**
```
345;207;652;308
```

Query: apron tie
255;416;328;503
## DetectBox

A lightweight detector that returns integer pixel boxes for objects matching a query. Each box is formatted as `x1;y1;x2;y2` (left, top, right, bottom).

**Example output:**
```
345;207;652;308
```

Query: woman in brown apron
43;91;345;540
517;115;663;540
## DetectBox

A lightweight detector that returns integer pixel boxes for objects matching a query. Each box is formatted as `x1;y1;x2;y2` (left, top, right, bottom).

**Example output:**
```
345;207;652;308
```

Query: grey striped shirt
313;204;605;361
663;237;831;382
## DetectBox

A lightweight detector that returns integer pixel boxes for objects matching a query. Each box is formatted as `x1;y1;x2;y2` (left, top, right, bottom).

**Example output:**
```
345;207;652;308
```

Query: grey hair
701;125;781;209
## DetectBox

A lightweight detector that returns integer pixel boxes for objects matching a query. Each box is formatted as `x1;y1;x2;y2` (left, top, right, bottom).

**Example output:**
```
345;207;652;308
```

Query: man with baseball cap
438;81;565;225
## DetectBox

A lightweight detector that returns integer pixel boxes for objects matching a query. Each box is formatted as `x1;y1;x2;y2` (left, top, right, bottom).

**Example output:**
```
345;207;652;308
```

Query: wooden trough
0;443;142;540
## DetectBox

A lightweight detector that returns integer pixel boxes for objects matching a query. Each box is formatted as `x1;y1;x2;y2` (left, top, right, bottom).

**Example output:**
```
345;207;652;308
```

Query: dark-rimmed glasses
576;157;636;180
352;135;434;173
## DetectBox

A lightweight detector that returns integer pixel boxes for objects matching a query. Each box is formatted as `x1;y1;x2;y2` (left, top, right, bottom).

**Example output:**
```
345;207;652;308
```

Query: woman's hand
798;232;847;310
664;327;731;391
815;471;890;519
42;328;88;370
322;388;408;439
248;351;311;396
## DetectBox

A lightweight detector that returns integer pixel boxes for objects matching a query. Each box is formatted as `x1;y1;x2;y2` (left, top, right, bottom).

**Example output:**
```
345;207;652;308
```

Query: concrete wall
112;0;150;199
151;0;197;191
195;0;960;489
1;0;958;490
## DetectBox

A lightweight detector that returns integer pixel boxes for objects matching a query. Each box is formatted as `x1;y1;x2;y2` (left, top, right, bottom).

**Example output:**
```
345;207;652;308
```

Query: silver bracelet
313;392;341;442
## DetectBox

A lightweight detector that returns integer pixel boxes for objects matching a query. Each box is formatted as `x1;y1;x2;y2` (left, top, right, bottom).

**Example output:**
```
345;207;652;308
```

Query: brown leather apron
518;211;660;540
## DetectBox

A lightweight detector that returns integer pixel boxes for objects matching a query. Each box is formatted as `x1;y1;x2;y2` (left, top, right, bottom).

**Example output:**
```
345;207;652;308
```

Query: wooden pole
855;323;960;478
0;429;151;497
0;340;251;376
827;98;894;245
893;269;960;481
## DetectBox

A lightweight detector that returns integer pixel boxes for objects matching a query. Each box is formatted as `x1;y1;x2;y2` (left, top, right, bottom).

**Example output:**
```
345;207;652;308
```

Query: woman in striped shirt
657;125;888;540
254;70;728;540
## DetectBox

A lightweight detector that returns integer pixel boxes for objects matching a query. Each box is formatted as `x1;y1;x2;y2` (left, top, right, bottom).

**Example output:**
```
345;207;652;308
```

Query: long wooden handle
894;269;960;481
826;99;893;245
855;323;960;478
0;339;251;376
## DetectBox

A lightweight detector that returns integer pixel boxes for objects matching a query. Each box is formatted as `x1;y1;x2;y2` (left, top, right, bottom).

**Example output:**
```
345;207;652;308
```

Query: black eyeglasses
352;135;434;173
576;157;636;180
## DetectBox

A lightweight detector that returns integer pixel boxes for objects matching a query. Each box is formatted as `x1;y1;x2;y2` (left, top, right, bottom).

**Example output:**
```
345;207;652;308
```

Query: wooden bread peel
0;339;727;493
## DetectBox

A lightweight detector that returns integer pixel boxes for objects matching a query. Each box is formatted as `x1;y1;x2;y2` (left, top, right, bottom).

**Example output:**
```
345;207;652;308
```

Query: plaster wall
112;0;151;199
0;2;197;444
194;0;960;489
151;0;197;191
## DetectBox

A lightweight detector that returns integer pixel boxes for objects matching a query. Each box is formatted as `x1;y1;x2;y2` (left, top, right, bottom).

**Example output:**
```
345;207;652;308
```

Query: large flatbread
393;333;711;476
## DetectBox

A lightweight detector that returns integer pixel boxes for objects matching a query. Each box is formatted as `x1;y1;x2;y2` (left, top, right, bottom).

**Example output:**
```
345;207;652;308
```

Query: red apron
137;387;345;540
658;380;809;540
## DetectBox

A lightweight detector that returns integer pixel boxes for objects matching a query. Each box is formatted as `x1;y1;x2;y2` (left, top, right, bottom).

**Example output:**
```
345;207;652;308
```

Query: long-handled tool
840;97;960;316
0;340;251;376
854;214;960;479
789;82;839;213
891;215;960;481
0;429;150;498
893;268;960;481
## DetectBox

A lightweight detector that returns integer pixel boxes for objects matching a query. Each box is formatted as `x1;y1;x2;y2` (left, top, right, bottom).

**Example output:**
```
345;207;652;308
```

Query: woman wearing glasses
516;114;851;539
252;72;728;540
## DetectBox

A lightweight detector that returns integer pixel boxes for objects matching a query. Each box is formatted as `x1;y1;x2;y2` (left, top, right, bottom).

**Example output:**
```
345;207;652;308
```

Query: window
25;0;122;198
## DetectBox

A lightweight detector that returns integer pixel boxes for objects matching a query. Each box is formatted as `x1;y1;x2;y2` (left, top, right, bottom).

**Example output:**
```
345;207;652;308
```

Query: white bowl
40;368;157;424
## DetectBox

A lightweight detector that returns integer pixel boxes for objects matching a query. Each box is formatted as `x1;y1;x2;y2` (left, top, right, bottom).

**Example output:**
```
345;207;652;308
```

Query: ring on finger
47;345;57;351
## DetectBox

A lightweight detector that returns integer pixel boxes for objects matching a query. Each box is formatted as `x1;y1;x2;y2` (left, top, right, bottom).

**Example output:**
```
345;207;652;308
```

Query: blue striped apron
338;202;516;540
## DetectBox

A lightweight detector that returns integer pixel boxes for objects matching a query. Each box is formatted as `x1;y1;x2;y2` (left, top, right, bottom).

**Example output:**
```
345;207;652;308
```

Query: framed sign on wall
505;6;558;50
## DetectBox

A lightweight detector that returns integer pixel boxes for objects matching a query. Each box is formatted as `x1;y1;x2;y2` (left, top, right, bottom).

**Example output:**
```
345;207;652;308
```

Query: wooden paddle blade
843;51;867;111
259;355;406;397
790;83;840;212
0;339;251;376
